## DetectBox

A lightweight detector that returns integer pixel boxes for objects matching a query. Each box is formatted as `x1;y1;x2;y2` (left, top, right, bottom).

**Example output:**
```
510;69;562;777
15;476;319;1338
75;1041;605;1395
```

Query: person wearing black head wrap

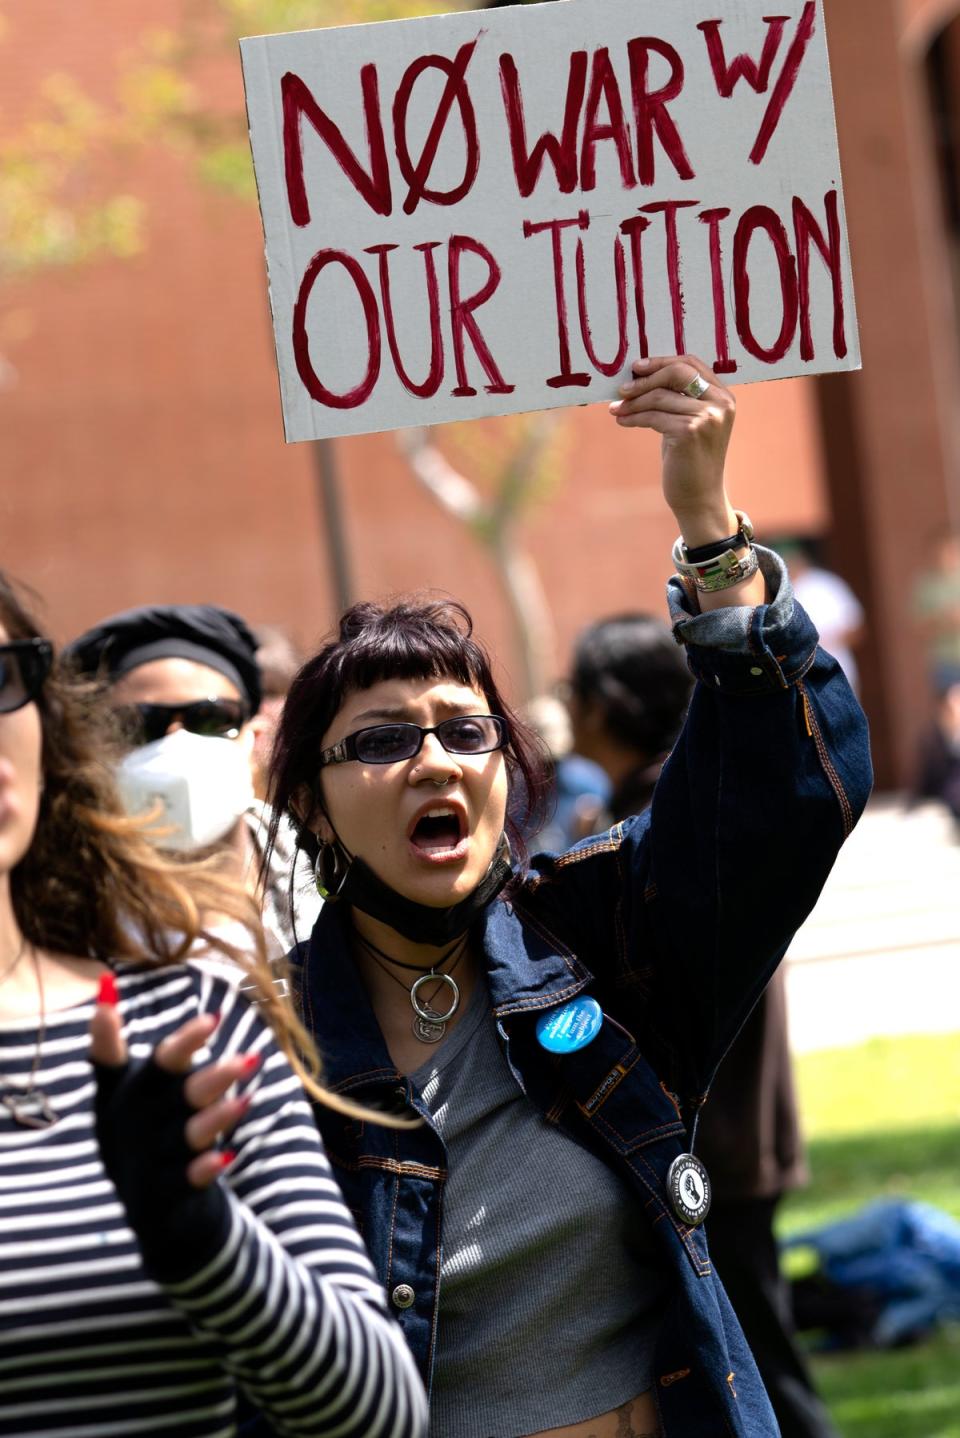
65;604;262;714
66;604;318;959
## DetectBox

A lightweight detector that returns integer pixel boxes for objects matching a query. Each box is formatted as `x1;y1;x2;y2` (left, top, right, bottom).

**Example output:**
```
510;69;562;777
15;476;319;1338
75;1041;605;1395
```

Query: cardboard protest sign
240;0;859;442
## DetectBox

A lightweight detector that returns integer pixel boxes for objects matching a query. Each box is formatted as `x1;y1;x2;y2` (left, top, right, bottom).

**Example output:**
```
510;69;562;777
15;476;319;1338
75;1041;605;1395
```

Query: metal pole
313;438;353;614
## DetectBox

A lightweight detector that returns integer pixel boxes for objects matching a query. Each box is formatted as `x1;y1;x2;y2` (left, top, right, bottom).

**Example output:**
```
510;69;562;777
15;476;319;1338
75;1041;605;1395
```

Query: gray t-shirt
413;976;668;1438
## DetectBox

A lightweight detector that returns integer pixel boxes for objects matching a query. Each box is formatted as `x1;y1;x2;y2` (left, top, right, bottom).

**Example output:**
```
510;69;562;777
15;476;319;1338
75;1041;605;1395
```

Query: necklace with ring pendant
355;932;467;1044
410;969;461;1044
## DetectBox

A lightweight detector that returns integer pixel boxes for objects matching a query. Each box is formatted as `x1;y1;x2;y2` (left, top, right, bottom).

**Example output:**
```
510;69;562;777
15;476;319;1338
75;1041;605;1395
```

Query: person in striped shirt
0;570;427;1438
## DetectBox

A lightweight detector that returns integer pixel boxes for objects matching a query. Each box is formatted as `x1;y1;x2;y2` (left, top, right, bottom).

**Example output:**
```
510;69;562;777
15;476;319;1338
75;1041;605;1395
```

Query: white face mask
115;729;254;853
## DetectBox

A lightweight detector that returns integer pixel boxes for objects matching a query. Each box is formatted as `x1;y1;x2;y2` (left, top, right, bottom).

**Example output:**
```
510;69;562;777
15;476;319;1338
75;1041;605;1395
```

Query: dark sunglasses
0;639;54;715
114;697;249;747
319;714;509;767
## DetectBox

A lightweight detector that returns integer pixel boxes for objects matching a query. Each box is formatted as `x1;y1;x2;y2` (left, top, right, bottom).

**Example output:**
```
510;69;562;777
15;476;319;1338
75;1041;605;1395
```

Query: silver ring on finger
681;372;711;400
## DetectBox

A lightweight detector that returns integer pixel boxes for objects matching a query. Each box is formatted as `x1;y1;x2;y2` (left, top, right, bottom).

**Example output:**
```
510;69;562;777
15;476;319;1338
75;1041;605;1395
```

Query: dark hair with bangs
264;597;549;895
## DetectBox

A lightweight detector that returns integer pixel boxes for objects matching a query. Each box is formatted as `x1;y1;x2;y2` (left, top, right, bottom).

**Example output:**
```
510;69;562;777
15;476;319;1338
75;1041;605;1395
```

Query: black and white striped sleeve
156;977;427;1438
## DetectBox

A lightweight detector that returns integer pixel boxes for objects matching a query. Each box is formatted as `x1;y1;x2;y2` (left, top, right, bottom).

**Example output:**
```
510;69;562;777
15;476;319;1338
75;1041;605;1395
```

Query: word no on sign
240;0;859;442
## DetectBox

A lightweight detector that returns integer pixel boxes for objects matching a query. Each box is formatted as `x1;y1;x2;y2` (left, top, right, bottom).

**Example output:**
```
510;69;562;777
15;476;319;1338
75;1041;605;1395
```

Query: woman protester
0;577;427;1437
265;354;872;1438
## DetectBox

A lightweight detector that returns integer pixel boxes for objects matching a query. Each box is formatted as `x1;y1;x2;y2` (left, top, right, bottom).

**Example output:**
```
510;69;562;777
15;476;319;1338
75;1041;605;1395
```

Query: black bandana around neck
320;833;513;946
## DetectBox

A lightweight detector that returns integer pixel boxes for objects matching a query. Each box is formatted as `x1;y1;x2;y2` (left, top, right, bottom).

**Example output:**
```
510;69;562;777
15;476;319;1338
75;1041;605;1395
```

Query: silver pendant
410;970;459;1023
412;1011;447;1044
1;1089;60;1130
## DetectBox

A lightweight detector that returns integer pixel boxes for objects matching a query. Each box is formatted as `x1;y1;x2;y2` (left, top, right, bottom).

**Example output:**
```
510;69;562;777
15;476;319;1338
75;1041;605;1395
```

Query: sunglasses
319;714;509;767
114;698;249;747
0;639;54;715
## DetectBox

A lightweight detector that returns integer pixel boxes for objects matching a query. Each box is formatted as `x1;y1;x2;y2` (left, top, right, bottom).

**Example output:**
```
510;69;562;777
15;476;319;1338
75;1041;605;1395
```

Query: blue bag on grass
785;1199;960;1347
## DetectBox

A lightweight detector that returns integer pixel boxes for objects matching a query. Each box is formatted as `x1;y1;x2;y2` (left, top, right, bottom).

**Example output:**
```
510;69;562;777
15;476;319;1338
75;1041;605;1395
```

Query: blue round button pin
536;997;603;1054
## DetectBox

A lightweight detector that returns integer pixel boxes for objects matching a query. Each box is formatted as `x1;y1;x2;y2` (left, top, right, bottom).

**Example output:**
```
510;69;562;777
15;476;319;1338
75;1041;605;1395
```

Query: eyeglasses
114;698;250;747
319;714;509;767
0;640;53;715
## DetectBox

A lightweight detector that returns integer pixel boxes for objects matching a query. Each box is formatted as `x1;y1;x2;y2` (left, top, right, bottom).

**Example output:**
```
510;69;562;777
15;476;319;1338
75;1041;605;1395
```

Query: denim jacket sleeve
524;548;872;1106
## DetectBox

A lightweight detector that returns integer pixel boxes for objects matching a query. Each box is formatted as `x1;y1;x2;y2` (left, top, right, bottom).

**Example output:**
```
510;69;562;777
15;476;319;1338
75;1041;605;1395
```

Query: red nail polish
240;1054;260;1075
97;973;118;1007
236;1093;252;1114
220;1150;237;1169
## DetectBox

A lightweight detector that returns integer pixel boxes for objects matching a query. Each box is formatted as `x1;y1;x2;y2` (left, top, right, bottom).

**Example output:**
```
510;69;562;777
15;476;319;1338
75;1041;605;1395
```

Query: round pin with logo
666;1153;712;1227
536;996;603;1054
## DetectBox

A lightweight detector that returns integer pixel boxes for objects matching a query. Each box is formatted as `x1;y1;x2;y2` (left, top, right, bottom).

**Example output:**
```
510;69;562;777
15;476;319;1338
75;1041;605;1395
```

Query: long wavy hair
265;596;549;892
0;573;357;1117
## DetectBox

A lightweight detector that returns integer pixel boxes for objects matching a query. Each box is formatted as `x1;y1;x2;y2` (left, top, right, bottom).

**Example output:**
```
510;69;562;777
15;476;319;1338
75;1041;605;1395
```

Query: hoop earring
313;840;349;901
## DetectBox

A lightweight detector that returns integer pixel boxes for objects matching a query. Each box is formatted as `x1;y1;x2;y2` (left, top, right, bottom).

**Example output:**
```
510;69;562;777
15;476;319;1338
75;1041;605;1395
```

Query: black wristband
682;528;750;563
94;1056;232;1285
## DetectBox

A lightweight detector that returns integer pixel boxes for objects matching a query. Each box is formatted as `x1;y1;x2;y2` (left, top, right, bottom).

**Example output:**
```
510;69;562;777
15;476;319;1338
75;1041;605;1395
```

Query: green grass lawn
776;1032;960;1438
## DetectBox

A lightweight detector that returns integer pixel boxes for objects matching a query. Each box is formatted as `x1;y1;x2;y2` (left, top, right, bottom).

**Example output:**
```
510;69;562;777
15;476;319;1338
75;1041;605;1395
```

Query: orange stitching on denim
601;1115;686;1149
357;1156;446;1180
635;1122;686;1148
589;1103;684;1149
549;829;622;865
798;679;855;838
659;1081;682;1118
494;978;587;1017
659;1369;691;1387
727;1372;737;1399
578;1062;631;1117
781;648;817;683
624;1149;711;1274
427;1187;445;1374
510;903;578;962
545;1095;566;1123
801;689;814;737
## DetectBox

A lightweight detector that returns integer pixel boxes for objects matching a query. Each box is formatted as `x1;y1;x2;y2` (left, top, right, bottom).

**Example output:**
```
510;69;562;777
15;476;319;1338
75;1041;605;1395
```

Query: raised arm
610;354;766;612
612;356;871;1089
529;357;872;1105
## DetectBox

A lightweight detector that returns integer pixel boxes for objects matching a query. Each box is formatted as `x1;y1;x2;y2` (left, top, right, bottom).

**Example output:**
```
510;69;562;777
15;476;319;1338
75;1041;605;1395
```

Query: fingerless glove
94;1056;232;1284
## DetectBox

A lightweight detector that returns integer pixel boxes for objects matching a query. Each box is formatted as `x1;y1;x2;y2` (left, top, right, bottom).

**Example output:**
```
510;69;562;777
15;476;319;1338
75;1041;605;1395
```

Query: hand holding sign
609;352;762;607
612;353;737;529
241;0;858;442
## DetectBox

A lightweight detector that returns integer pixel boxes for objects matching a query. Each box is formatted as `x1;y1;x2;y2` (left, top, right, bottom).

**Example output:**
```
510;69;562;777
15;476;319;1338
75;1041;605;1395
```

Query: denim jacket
290;551;873;1438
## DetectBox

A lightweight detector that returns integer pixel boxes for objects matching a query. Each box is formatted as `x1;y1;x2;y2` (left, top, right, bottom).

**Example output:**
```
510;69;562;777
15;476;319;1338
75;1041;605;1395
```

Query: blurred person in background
912;529;960;695
523;693;611;851
251;624;304;801
565;612;693;819
773;537;864;697
910;677;960;828
250;623;321;952
65;605;318;959
0;572;427;1438
565;607;839;1438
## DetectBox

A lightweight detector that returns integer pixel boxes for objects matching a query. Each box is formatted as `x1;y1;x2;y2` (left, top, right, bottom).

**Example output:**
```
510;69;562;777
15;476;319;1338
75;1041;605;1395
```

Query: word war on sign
240;0;859;442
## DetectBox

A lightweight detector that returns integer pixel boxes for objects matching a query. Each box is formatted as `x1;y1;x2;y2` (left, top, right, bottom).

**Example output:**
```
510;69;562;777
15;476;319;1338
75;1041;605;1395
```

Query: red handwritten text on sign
241;0;857;439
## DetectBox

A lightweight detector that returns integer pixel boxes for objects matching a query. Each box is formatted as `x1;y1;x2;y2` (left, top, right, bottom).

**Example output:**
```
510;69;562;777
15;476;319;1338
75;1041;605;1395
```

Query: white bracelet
672;539;760;593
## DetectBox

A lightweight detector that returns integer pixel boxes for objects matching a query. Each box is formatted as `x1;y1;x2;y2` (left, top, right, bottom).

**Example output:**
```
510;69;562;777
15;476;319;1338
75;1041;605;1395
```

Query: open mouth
408;806;467;858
